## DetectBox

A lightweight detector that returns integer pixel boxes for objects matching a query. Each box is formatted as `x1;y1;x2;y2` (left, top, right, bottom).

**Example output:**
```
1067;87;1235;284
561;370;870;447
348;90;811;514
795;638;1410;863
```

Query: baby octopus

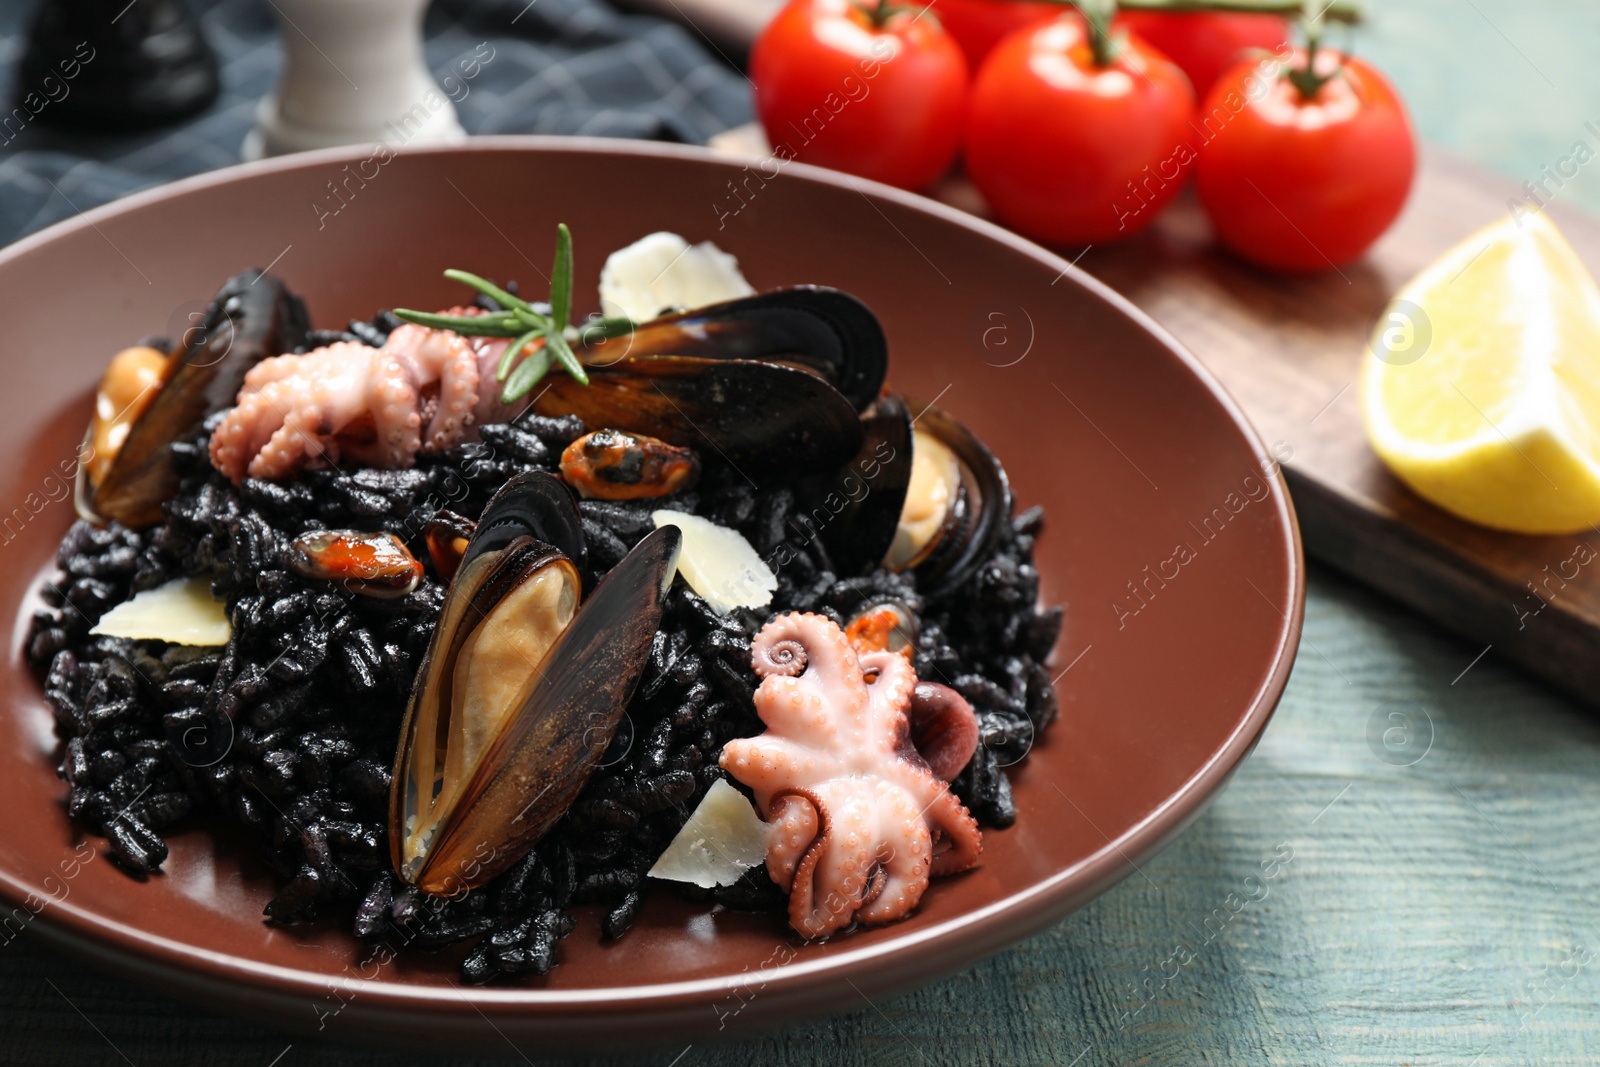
721;612;982;939
209;310;521;482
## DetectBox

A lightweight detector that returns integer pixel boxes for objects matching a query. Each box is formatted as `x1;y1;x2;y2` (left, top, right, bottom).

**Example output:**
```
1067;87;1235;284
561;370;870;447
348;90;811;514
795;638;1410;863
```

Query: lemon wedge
1361;210;1600;534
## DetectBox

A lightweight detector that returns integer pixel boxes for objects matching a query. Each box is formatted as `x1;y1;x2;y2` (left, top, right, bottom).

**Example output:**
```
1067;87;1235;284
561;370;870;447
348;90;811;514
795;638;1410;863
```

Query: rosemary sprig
392;223;597;404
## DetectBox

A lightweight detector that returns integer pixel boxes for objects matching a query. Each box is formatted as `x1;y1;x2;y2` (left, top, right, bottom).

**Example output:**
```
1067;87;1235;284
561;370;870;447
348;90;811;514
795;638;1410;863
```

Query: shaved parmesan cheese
651;509;776;614
90;576;231;646
648;779;771;888
599;232;755;324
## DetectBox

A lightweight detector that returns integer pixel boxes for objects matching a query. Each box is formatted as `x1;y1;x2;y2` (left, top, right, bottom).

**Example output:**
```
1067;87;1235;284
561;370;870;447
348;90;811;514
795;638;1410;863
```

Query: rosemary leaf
497;327;545;383
391;308;522;335
442;269;531;313
545;329;589;386
502;344;553;403
551;223;573;332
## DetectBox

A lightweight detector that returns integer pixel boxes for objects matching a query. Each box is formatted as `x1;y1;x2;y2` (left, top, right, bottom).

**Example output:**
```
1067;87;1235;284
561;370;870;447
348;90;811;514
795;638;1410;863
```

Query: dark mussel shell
580;287;887;412
795;394;913;576
78;271;309;528
535;356;863;484
390;471;680;895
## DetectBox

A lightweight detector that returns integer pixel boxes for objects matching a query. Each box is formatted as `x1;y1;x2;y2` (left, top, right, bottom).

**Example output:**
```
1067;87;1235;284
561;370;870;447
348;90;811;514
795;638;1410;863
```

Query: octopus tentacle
765;788;823;893
925;788;983;877
751;612;865;692
856;793;933;925
789;790;875;939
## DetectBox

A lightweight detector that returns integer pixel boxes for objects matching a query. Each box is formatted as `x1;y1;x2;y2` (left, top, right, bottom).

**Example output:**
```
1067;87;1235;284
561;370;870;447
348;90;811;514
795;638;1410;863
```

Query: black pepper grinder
17;0;219;132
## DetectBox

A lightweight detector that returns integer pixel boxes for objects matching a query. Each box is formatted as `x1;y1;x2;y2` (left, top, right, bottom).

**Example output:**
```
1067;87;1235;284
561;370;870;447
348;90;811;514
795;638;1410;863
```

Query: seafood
802;397;1013;596
590;287;888;412
208;288;877;485
844;599;919;656
906;682;980;784
560;428;700;500
534;354;861;480
423;509;475;583
77;270;308;526
390;472;679;895
209;319;481;482
844;601;978;782
33;230;1060;980
721;612;982;938
286;530;424;599
82;345;166;489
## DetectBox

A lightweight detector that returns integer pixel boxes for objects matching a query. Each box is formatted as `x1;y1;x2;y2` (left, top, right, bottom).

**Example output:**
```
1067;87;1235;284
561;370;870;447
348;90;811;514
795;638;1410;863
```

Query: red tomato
1116;11;1290;99
964;17;1196;245
930;0;1062;70
1195;50;1416;271
750;0;968;191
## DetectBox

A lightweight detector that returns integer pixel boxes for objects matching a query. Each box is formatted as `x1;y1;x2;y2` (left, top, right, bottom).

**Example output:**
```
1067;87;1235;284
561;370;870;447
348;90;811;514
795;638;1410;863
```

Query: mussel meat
844;598;919;656
76;271;309;528
580;287;887;412
560;428;700;500
390;471;679;895
286;530;424;599
423;509;476;583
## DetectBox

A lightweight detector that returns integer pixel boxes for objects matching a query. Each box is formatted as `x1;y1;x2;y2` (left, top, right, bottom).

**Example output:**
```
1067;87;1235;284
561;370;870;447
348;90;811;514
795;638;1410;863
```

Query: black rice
27;322;1063;983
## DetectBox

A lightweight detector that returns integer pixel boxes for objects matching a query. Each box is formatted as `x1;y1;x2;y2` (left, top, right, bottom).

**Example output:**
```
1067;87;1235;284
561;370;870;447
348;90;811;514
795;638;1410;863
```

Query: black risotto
26;310;1063;984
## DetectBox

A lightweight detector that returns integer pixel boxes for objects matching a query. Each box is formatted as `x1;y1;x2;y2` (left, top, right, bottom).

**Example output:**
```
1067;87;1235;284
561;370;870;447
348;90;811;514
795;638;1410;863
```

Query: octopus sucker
721;611;983;939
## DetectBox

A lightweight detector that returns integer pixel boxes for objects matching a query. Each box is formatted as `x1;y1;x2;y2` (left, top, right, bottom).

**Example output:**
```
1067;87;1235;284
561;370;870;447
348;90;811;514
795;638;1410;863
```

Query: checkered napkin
0;0;753;245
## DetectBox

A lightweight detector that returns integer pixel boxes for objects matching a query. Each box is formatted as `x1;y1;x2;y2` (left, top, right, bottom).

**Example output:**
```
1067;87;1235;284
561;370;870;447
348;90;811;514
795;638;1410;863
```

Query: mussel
286;530;424;599
560;428;700;500
902;405;1012;595
843;598;919;656
799;397;1012;597
580;287;887;412
423;509;476;583
496;287;887;486
76;271;309;527
533;355;864;483
389;471;680;895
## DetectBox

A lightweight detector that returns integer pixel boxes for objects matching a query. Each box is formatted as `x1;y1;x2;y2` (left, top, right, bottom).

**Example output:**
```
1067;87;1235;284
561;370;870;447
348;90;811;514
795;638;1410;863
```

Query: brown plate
0;138;1301;1050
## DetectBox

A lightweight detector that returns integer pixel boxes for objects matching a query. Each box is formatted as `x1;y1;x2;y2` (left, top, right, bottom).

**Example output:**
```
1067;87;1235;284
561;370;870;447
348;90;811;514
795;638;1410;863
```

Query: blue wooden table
6;1;1600;1063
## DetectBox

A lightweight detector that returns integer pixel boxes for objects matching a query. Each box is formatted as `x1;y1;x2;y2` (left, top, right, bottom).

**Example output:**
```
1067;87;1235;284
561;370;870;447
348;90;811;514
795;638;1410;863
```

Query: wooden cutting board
695;117;1600;707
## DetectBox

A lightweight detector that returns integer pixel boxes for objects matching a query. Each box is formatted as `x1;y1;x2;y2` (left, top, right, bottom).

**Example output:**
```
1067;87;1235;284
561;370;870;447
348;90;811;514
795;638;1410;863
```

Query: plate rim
0;135;1305;1027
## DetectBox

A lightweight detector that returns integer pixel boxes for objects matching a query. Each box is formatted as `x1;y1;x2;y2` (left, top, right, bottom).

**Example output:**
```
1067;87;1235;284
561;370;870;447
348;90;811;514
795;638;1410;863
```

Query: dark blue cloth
0;0;752;244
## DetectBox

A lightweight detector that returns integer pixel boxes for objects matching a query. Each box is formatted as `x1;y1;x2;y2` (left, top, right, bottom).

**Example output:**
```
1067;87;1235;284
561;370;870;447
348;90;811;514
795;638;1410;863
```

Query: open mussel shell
424;509;476;583
389;471;680;895
795;394;913;576
901;404;1013;597
535;355;863;483
76;270;309;528
579;287;887;412
803;395;1012;596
